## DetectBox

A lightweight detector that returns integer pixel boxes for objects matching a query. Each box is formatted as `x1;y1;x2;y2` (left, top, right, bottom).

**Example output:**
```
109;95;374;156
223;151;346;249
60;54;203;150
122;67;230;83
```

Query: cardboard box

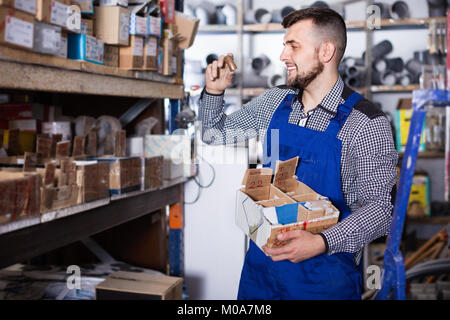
94;6;129;46
93;156;140;194
75;161;97;203
72;0;93;14
160;37;174;76
95;271;183;300
144;134;191;177
0;0;36;15
129;3;148;36
407;174;430;217
119;35;143;69
174;11;199;49
0;7;34;50
33;21;62;56
99;0;127;7
162;158;183;180
141;156;162;190
147;16;161;37
159;0;174;24
0;171;41;225
104;44;119;67
235;157;340;250
143;36;158;70
68;33;104;65
80;18;93;35
395;98;426;152
36;0;80;32
57;31;68;58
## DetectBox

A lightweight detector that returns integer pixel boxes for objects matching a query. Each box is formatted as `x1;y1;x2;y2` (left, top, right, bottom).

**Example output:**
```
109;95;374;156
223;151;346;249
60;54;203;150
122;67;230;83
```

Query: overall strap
325;91;364;136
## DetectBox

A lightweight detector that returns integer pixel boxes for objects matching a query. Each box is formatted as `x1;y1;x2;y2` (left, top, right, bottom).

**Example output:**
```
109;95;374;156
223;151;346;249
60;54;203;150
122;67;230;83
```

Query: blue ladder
377;89;450;300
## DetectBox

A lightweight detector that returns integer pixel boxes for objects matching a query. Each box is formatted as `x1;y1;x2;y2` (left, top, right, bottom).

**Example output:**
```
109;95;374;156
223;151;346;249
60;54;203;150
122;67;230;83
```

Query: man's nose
280;47;288;61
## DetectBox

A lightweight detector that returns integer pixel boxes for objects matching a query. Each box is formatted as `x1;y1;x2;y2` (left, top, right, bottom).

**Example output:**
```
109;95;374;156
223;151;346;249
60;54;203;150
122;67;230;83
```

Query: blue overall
237;91;364;300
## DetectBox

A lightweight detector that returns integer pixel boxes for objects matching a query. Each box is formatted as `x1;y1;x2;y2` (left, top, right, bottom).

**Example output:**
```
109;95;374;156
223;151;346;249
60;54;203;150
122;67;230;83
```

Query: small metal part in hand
224;55;237;71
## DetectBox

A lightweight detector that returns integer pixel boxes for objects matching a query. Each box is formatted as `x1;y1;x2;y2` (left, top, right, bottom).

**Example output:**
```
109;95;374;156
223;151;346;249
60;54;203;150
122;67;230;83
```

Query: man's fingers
211;60;219;79
217;55;226;68
277;230;302;241
263;244;290;257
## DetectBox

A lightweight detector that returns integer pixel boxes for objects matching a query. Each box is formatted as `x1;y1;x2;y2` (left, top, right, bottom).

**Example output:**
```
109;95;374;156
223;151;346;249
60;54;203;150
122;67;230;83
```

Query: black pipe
427;0;447;17
363;40;393;61
386;57;404;73
397;73;413;86
405;58;423;83
390;1;410;19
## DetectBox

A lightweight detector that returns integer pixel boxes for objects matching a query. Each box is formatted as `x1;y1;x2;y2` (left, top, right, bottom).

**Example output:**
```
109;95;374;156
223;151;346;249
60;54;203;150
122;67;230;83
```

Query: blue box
68;33;104;65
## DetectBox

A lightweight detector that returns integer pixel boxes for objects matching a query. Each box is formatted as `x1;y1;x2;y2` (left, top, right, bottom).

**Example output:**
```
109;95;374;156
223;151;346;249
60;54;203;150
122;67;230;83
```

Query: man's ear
319;41;336;63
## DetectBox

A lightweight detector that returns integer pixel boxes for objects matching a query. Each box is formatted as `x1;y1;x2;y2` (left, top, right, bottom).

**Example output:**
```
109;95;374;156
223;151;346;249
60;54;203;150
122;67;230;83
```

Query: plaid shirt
199;76;398;261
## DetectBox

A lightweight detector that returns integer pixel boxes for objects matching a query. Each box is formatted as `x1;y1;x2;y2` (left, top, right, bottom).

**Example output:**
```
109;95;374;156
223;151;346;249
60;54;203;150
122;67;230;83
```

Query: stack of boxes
0;0;199;73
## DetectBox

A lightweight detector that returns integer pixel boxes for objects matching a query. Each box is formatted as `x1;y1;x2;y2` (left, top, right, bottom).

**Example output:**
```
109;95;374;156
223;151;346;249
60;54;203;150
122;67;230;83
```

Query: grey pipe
386;57;404;73
427;0;447;17
344;76;363;88
244;8;272;24
373;59;388;73
271;6;295;23
310;1;329;8
405;58;423;82
222;3;237;26
251;55;271;73
268;74;286;87
390;1;410;19
374;2;392;19
343;56;365;68
397;73;413;86
363;40;393;61
346;65;366;78
372;70;397;85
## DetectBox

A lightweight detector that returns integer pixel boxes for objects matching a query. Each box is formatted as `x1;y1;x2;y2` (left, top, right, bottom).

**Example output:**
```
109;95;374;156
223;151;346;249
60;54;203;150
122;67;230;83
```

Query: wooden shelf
370;84;420;93
198;25;239;32
0;45;184;99
241;17;446;33
0;178;187;269
406;216;450;224
399;151;444;159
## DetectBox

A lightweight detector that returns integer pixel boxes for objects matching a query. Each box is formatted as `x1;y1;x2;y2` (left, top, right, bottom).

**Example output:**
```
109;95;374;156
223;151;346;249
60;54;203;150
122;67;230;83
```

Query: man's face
280;19;324;89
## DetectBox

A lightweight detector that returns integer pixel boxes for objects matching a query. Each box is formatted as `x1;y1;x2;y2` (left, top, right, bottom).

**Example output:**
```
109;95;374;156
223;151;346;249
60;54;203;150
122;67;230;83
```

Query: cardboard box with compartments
235;157;340;251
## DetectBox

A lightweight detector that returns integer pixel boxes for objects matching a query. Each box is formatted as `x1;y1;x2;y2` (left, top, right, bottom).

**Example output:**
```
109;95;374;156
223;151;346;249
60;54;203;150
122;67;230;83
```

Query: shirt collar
295;76;344;116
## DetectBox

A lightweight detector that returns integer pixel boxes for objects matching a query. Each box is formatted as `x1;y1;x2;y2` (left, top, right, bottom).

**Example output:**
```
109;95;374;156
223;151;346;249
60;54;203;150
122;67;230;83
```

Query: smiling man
199;7;398;300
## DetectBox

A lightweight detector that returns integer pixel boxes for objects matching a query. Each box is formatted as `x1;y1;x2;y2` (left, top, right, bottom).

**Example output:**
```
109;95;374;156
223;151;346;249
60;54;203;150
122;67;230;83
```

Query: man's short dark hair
282;7;347;63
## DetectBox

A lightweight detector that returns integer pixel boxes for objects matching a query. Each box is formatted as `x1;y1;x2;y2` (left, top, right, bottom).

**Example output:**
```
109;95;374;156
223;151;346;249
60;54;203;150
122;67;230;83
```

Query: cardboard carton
67;33;104;65
0;171;41;225
94;5;129;46
144;134;191;177
141;156;163;190
33;21;62;56
174;11;199;49
129;3;148;36
57;31;68;58
93;156;141;194
147;16;161;37
235;157;340;250
162;158;183;180
80;18;93;35
119;35;143;69
0;0;36;15
104;44;119;67
99;0;127;7
160;36;174;75
0;6;34;50
142;36;158;70
72;0;93;14
95;271;183;300
36;0;80;32
395;98;426;152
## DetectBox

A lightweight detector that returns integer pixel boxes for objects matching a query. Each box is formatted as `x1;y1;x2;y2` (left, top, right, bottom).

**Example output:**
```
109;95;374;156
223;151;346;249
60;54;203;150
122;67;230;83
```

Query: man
199;7;398;299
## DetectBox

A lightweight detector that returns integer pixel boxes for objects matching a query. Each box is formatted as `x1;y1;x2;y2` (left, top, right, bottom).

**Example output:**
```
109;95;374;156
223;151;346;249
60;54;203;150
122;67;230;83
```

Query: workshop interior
0;0;449;301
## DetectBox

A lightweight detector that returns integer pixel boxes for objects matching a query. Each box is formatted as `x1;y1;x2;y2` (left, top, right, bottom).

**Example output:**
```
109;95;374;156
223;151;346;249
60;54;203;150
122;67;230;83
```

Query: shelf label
119;12;129;41
133;37;143;57
146;37;157;57
42;28;60;50
51;0;69;27
85;35;104;63
5;16;34;49
14;0;37;15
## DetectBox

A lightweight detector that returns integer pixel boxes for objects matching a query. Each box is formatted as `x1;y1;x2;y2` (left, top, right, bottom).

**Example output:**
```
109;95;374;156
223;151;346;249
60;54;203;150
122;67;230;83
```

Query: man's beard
288;59;324;89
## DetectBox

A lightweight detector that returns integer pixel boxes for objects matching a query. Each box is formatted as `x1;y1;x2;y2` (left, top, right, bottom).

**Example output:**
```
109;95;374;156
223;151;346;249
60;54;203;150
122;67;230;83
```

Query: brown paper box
119;35;144;69
104;44;119;67
0;7;34;50
0;172;41;225
95;271;183;300
174;11;199;49
94;5;129;46
142;36;158;70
